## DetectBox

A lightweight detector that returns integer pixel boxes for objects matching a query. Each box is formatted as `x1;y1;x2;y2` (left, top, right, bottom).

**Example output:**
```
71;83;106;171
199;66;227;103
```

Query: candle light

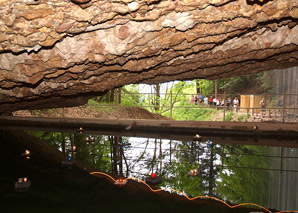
22;149;31;159
114;178;128;187
77;127;84;134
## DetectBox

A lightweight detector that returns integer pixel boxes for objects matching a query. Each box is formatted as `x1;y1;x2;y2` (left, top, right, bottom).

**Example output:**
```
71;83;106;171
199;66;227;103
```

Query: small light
15;177;31;192
22;150;31;159
193;134;202;142
72;146;76;151
77;127;84;133
145;174;162;185
114;178;128;187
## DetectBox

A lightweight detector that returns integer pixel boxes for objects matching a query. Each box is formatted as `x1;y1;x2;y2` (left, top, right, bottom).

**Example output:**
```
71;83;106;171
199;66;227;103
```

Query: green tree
216;145;270;203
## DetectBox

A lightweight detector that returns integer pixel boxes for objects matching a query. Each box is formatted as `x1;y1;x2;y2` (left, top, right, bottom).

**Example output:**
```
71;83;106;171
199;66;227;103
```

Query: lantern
114;178;128;187
193;134;202;142
145;173;162;185
15;177;31;192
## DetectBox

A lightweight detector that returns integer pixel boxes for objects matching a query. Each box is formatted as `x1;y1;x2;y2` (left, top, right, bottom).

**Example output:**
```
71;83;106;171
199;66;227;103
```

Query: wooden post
170;90;173;119
223;92;226;121
169;140;172;164
61;132;66;157
280;147;283;173
252;94;255;117
117;88;121;105
283;93;286;123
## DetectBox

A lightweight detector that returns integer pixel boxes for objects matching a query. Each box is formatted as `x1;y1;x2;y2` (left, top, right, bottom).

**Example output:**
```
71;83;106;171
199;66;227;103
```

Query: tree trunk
154;84;160;112
214;80;218;98
110;89;115;102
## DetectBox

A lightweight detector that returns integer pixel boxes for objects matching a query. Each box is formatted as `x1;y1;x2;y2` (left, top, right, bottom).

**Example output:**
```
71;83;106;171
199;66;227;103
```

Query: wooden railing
97;91;298;123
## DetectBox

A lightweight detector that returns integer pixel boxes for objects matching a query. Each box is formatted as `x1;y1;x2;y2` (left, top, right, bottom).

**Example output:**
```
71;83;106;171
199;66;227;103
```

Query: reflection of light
193;134;202;142
89;172;289;213
22;150;31;159
77;127;84;133
18;177;28;183
189;169;198;176
115;178;128;186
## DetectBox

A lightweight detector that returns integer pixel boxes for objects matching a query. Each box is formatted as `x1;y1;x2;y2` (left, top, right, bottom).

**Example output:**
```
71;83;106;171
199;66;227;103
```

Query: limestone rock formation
0;0;298;113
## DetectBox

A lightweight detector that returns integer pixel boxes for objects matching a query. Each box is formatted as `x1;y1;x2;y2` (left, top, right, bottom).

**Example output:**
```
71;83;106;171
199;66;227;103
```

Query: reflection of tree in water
27;131;112;172
217;145;271;204
160;140;221;198
28;131;282;208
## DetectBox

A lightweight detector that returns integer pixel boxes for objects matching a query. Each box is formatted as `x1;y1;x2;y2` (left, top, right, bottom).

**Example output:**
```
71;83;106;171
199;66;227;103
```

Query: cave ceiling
0;0;298;113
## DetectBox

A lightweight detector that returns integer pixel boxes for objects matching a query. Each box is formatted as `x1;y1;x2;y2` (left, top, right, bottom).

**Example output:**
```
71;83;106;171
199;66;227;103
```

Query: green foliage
172;107;218;121
257;71;275;94
27;131;112;172
218;75;255;94
225;112;234;122
217;145;271;203
31;110;42;117
87;98;116;112
195;79;215;94
236;114;250;122
121;84;144;106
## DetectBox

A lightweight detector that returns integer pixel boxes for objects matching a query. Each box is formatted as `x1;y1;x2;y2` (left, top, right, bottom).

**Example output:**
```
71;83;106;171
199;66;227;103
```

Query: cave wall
0;0;298;113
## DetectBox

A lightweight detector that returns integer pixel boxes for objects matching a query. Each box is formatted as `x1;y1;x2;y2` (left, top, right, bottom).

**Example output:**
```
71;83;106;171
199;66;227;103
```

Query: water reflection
28;130;298;211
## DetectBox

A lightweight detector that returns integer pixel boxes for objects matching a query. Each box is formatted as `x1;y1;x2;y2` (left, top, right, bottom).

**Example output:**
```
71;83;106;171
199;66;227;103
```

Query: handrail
95;91;298;123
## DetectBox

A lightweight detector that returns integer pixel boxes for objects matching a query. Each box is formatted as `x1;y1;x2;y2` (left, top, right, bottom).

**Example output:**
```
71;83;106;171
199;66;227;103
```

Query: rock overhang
0;0;298;113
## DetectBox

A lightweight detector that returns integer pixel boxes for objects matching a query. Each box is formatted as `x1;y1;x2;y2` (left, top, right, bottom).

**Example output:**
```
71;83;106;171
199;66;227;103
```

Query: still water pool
27;129;298;212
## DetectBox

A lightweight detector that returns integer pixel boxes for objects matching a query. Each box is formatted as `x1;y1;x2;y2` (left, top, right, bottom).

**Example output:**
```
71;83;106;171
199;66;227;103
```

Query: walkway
1;116;298;148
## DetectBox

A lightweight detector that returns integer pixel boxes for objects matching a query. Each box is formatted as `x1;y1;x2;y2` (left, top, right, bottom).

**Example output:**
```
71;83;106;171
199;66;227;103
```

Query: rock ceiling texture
0;0;298;113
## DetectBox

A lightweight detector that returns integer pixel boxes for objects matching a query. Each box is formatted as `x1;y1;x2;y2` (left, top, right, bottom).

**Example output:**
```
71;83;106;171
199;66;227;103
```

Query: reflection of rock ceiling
0;0;298;112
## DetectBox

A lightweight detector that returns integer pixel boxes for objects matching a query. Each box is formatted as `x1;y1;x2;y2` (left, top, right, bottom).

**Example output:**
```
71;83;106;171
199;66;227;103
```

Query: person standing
190;95;195;104
209;96;213;107
204;96;208;105
233;97;239;112
260;97;267;117
226;97;232;110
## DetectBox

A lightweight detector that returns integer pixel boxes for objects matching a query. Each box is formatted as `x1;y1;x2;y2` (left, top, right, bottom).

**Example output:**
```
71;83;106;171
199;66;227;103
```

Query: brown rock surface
0;0;298;113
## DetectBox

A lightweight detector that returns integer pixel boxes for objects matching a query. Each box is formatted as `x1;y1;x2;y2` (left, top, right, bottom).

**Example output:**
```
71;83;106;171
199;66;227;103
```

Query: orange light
151;173;156;178
25;150;30;155
88;172;298;213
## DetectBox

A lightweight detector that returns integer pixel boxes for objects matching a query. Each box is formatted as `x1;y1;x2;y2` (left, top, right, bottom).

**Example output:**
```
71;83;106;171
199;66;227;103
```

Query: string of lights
90;171;298;213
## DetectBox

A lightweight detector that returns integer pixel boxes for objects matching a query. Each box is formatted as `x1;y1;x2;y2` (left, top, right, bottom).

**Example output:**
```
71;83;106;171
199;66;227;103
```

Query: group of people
190;94;240;111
